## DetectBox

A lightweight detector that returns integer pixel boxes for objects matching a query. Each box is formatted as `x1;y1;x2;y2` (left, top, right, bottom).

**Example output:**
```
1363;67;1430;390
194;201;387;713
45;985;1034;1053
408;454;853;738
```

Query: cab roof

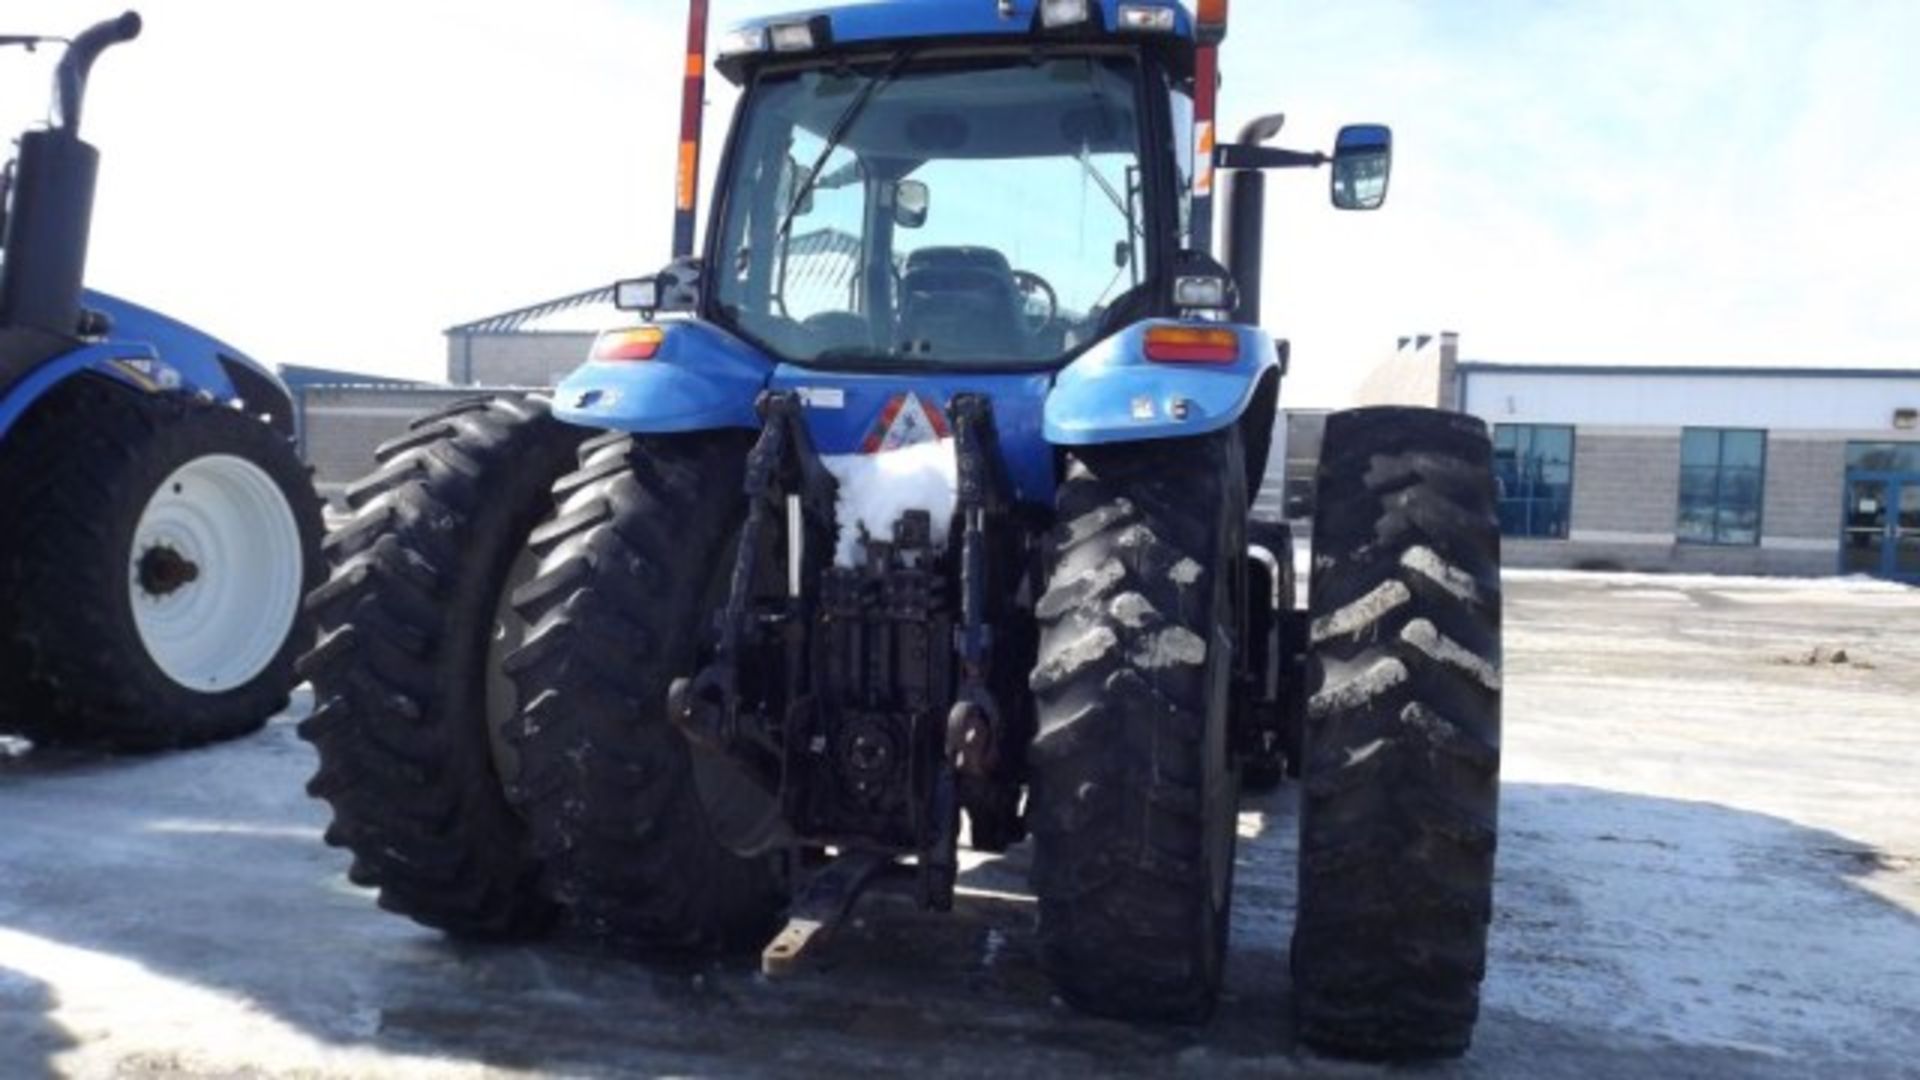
717;0;1198;83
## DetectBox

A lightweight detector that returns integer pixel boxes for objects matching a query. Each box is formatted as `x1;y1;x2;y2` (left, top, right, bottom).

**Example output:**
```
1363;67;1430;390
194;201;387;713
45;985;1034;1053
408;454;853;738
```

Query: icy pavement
3;573;1919;1077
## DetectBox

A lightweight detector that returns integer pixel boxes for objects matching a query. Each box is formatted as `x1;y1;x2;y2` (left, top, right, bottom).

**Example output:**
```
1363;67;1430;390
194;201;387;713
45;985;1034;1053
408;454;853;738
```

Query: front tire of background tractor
298;396;585;938
0;375;322;751
503;432;786;956
1028;433;1244;1023
1292;407;1502;1060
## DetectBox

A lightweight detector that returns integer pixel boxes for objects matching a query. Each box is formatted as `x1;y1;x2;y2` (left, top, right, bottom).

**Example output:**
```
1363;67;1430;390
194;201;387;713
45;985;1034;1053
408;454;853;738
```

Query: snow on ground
1;572;1918;1078
1504;567;1911;593
821;440;959;567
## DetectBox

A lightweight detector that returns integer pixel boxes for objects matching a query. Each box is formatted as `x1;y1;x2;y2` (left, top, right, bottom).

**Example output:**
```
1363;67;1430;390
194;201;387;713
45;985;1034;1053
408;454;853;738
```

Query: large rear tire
503;432;786;956
298;396;585;937
1292;407;1502;1059
0;376;322;751
1027;433;1244;1022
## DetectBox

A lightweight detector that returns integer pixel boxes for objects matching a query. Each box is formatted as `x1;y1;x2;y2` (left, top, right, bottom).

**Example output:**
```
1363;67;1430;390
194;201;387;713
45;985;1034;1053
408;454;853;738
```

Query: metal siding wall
447;334;595;388
1463;370;1920;431
299;386;504;505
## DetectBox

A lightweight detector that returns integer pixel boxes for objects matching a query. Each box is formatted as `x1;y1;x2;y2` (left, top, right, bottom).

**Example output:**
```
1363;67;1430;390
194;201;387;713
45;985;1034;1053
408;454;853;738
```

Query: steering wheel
1012;270;1060;336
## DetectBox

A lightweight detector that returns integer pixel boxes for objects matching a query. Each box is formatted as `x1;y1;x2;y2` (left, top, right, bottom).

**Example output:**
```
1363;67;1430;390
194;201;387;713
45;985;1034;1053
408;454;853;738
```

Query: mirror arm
1215;144;1329;171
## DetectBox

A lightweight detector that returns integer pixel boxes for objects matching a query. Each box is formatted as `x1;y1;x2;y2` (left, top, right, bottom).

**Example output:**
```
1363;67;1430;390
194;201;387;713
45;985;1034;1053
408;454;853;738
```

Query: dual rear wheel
1027;408;1502;1059
298;398;1500;1060
299;398;777;944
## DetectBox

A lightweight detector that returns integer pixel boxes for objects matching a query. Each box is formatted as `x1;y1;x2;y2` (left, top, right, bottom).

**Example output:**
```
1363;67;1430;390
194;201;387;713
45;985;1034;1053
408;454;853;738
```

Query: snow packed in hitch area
821;439;959;567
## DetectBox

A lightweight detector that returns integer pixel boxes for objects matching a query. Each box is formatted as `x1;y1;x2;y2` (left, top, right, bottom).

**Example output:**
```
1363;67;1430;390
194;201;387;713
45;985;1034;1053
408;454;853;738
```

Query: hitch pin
786;494;804;596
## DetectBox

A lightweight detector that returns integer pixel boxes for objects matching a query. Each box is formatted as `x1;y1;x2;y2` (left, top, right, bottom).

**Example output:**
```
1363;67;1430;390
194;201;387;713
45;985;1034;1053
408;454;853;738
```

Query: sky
3;0;1917;405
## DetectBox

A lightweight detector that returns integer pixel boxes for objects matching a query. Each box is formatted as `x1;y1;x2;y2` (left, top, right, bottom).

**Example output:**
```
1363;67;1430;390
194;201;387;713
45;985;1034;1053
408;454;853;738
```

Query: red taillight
593;327;665;362
1144;326;1239;364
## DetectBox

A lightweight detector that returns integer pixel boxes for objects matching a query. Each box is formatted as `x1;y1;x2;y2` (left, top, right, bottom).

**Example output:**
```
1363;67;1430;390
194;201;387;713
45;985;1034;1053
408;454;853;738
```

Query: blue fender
0;341;159;440
1;291;296;442
84;291;299;436
1044;319;1278;446
551;321;774;433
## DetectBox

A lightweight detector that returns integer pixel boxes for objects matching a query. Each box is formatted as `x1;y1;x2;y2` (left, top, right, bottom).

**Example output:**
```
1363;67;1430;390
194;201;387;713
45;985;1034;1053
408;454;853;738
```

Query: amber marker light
1144;326;1240;364
593;327;666;362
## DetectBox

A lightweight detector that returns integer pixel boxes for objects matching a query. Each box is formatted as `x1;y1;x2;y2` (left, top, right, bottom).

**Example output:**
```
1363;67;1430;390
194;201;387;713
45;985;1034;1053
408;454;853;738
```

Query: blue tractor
301;0;1502;1059
0;13;322;750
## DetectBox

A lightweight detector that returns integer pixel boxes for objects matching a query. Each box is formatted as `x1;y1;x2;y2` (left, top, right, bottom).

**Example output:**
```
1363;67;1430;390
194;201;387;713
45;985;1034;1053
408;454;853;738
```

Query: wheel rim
129;453;304;693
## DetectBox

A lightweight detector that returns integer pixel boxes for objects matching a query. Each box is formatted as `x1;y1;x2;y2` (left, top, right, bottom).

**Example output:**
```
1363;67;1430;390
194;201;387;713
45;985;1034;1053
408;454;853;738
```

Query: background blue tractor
0;12;322;750
301;0;1503;1059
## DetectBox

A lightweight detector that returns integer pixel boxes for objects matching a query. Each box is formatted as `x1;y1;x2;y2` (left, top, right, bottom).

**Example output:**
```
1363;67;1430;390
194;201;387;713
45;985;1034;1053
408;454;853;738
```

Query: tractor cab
704;6;1203;369
570;0;1393;503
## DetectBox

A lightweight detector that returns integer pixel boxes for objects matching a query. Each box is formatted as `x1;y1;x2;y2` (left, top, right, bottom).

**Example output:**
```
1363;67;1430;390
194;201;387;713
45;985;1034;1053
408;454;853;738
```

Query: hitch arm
670;391;836;785
944;394;1008;779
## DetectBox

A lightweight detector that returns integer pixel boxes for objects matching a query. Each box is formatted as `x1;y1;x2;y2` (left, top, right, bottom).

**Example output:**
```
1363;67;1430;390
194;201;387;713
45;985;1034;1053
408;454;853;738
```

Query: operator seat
896;246;1025;360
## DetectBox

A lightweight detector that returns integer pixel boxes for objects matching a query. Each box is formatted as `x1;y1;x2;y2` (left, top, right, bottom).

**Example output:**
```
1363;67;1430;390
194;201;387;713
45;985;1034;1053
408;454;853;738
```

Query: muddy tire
298;396;585;937
1028;433;1244;1022
1292;407;1502;1059
503;432;786;955
0;375;321;751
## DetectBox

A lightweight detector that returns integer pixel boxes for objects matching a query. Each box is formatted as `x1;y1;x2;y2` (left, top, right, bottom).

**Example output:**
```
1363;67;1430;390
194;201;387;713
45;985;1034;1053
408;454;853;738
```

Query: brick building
1350;334;1920;582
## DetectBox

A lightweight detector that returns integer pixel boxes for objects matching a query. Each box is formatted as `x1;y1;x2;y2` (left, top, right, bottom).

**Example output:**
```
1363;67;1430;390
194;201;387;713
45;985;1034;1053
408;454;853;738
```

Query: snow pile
821;439;959;567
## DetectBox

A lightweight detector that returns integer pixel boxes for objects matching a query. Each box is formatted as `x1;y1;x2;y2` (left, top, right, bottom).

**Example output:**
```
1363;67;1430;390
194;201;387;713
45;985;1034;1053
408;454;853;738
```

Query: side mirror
893;179;929;229
613;257;702;316
1331;124;1392;211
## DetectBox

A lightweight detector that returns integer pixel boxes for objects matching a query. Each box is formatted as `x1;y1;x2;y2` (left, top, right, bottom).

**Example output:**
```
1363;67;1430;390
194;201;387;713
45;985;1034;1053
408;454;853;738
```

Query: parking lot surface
3;571;1918;1078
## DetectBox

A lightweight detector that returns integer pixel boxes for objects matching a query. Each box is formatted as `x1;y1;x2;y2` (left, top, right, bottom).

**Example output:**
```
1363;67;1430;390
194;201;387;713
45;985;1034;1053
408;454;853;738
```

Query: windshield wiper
1077;144;1145;244
772;50;916;250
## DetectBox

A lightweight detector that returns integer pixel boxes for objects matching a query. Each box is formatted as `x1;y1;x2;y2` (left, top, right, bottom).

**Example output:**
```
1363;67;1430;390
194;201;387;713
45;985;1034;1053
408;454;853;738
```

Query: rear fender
551;320;774;434
0;341;173;440
1044;319;1278;446
83;291;299;422
2;292;294;442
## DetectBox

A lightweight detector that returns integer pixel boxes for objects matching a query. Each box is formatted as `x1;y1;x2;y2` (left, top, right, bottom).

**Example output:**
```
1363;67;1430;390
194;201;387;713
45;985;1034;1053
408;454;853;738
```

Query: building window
1847;441;1920;474
1678;429;1765;546
1493;425;1574;539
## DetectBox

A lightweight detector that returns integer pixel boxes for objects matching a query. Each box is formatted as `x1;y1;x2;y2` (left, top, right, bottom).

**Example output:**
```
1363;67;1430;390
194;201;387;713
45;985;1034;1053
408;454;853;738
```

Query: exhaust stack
0;11;141;338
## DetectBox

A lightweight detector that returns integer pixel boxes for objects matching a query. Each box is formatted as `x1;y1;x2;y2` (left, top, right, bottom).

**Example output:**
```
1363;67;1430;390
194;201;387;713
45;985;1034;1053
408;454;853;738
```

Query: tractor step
762;850;909;977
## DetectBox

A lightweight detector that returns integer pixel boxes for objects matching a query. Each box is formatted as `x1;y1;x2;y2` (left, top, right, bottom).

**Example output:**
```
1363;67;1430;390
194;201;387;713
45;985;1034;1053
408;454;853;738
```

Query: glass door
1895;481;1920;580
1842;477;1892;577
1844;474;1920;582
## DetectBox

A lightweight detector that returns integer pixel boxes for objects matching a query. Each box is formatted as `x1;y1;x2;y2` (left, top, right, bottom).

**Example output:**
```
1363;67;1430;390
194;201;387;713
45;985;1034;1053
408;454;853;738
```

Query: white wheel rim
129;453;304;693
